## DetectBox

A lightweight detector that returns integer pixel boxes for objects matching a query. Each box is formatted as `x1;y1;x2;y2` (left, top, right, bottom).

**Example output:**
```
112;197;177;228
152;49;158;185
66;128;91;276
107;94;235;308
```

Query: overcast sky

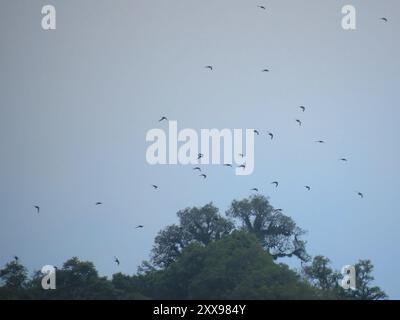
1;0;399;298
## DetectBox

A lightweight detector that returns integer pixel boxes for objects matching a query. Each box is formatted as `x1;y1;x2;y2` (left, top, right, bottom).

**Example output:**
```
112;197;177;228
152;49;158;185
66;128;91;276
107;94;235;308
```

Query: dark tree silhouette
151;203;234;268
226;195;310;262
0;197;388;300
303;256;387;300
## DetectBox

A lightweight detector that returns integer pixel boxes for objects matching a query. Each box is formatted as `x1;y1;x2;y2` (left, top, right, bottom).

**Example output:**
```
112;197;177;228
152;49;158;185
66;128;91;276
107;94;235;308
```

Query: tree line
0;195;387;300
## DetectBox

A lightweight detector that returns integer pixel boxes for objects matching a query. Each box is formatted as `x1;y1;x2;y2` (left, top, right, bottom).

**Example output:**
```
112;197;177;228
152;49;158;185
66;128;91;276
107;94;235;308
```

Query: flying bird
254;130;260;135
34;206;40;214
380;17;388;22
299;106;306;112
262;69;270;72
268;132;274;140
152;185;159;189
135;225;144;229
251;188;259;192
295;119;302;126
339;158;348;162
14;256;19;262
205;65;213;71
114;257;120;266
315;140;325;144
223;164;233;167
271;181;279;188
197;153;204;160
199;174;207;179
193;167;201;172
238;164;246;169
95;202;102;206
159;116;168;122
357;192;364;198
304;186;311;191
258;5;266;10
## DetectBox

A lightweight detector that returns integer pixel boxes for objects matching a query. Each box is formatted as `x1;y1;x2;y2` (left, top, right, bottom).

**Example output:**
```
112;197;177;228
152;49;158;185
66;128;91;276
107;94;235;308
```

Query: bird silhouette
224;164;233;167
199;174;207;179
251;188;259;192
258;5;266;10
357;192;364;198
315;140;325;144
268;132;274;140
197;153;204;160
254;130;260;135
262;69;270;72
271;181;279;188
95;202;102;206
380;17;388;22
205;65;213;71
296;119;302;126
34;206;40;214
159;116;168;122
304;186;311;191
136;225;144;229
14;256;19;262
339;158;348;162
193;167;201;172
152;185;158;189
114;257;120;266
238;164;246;170
300;106;306;112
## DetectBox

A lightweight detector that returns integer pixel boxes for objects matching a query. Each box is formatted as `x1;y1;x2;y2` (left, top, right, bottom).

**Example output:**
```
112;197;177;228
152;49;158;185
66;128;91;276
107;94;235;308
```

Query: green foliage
145;231;317;300
302;255;341;299
0;261;29;299
29;257;119;300
0;261;28;288
151;203;234;268
111;273;150;300
342;260;388;300
0;196;388;300
303;256;387;300
227;195;310;261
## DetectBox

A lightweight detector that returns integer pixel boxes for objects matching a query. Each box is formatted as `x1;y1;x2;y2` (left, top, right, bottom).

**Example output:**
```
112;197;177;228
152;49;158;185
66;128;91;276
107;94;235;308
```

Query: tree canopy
227;195;310;261
0;196;387;300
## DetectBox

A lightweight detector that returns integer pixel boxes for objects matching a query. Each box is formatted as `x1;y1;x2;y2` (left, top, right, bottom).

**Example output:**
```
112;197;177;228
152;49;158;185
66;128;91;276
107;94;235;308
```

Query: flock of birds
22;4;390;267
156;104;364;199
150;4;391;203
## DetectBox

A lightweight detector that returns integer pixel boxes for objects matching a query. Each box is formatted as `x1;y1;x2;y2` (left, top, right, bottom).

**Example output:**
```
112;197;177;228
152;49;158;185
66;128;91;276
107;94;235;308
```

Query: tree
0;260;29;299
29;257;118;300
303;256;387;300
111;273;150;299
143;231;317;300
0;196;389;300
0;261;28;289
302;255;340;299
151;203;234;268
342;260;387;300
226;195;310;262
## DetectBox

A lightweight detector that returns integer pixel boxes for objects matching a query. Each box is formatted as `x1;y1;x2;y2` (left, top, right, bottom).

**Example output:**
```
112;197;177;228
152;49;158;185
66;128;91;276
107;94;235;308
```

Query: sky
0;0;399;298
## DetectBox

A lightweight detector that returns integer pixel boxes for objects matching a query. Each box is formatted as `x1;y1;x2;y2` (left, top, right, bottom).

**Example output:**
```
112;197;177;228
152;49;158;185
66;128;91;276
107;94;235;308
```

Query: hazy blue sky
1;0;399;298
